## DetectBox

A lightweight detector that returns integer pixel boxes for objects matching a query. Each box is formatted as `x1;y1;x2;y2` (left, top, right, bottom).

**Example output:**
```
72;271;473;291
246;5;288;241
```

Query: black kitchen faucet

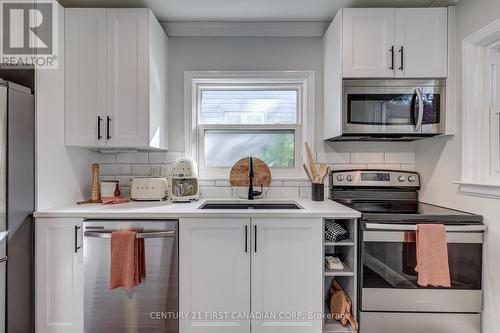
248;157;263;200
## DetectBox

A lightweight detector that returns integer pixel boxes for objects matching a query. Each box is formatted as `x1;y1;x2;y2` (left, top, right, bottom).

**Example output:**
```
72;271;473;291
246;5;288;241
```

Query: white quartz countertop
34;198;361;219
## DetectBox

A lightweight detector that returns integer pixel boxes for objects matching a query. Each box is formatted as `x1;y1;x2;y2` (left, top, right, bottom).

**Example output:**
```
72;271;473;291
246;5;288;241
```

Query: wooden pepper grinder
90;163;100;201
77;163;102;204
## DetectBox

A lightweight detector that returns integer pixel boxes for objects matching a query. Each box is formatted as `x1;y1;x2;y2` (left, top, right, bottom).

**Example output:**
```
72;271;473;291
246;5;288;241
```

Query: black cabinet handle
97;116;102;140
389;46;394;70
399;46;404;71
244;225;248;253
74;226;81;253
106;116;111;140
254;225;257;253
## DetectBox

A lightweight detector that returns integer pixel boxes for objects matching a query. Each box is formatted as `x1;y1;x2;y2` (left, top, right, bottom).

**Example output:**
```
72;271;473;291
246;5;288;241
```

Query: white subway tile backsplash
366;164;401;170
350;152;384;164
94;153;116;164
265;187;299;198
385;152;415;164
100;164;131;175
401;164;416;171
270;180;283;187
200;186;233;198
283;179;310;187
215;180;231;187
299;186;311;199
199;180;216;187
116;152;148;164
317;152;350;164
148;152;183;164
332;164;366;170
115;176;134;187
131;164;152;175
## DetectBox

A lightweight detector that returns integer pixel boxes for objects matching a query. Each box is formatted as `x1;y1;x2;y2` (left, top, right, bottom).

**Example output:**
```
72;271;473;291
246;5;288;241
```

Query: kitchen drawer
360;312;480;333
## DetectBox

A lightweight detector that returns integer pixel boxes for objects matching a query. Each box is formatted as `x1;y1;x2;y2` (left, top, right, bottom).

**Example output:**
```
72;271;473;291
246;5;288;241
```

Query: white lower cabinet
180;218;322;333
251;218;323;333
35;218;84;333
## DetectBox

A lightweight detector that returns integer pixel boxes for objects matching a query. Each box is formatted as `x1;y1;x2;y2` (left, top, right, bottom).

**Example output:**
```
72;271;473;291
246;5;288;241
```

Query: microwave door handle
415;88;424;132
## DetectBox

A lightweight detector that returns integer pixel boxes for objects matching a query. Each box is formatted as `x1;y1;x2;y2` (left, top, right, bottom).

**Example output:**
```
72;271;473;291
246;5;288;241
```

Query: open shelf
323;320;355;333
324;239;354;246
324;264;354;277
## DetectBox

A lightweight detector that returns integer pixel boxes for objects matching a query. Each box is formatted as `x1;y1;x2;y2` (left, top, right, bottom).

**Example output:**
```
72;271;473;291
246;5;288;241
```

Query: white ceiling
58;0;458;22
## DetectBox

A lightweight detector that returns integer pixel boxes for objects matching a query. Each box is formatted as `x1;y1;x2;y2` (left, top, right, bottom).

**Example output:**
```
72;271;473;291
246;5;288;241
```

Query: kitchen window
458;18;500;198
186;72;314;178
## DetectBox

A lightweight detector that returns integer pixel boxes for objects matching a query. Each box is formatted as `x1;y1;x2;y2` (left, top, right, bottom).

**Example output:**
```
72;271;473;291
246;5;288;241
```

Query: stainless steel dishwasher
83;220;178;333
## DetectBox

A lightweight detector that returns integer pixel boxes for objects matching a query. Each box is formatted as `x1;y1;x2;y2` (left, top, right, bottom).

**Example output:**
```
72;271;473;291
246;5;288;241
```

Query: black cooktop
333;199;483;224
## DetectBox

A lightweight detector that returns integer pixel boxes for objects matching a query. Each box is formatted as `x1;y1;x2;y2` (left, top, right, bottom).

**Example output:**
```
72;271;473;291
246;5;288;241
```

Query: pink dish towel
415;224;451;288
109;231;146;290
101;197;129;205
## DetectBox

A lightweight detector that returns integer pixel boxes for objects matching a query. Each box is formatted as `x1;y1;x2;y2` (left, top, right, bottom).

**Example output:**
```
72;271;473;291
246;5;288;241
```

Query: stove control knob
408;175;416;182
346;175;354;182
398;176;406;182
336;175;344;182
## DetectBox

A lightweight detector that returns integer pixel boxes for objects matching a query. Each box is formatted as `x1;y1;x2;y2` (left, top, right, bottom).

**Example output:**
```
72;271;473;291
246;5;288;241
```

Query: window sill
455;181;500;199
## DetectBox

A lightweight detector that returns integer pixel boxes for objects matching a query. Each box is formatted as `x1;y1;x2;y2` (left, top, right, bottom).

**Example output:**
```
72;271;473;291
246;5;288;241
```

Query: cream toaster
130;177;168;201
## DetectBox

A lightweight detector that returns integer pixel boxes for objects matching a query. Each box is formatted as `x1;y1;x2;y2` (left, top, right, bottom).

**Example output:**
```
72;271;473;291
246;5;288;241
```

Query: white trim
454;182;500;199
184;71;315;179
458;17;500;198
162;21;330;37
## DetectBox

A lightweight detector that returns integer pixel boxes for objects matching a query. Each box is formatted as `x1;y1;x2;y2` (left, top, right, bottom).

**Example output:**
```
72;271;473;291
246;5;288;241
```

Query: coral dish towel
415;224;451;288
110;230;146;290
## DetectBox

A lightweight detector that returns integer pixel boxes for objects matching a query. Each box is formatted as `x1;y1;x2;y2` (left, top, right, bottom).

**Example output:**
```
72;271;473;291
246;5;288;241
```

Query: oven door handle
84;230;176;239
364;223;486;232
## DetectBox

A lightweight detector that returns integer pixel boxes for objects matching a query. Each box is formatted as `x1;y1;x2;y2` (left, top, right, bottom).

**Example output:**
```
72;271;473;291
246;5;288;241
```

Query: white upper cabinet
343;8;396;78
65;8;168;150
341;8;448;78
394;8;448;78
64;9;106;147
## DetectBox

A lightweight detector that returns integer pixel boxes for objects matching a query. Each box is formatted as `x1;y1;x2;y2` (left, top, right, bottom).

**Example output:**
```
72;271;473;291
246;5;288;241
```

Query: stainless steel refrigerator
0;79;35;333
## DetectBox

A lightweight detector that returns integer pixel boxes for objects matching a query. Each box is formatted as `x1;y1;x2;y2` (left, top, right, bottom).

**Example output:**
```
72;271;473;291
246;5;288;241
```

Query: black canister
311;183;324;201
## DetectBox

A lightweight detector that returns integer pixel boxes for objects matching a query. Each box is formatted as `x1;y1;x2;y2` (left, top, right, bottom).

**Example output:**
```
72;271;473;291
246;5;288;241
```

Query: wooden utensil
321;166;331;184
229;157;272;187
319;164;328;183
329;279;359;330
77;163;102;204
303;163;313;182
304;142;318;181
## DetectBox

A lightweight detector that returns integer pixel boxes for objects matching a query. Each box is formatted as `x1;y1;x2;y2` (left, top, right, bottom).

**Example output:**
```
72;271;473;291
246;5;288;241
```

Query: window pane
204;130;295;167
200;90;298;124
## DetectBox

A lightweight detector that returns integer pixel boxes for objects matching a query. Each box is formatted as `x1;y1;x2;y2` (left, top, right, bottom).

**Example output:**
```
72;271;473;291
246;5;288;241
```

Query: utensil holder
311;183;324;201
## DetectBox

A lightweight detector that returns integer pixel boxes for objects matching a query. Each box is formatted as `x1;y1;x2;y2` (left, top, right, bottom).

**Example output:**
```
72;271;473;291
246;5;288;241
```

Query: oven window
362;240;482;290
347;94;417;125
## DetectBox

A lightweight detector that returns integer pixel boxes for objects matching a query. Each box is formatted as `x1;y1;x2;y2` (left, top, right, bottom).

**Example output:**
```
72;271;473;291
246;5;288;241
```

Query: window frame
185;71;315;179
457;18;500;198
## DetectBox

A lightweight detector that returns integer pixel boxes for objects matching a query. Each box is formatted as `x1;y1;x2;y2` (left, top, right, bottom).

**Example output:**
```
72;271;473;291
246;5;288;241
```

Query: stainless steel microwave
331;79;446;141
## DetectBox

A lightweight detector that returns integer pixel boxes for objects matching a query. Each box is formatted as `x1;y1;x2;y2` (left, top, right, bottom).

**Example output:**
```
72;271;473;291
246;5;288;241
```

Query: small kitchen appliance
170;158;199;202
130;177;168;201
329;169;484;333
326;79;446;141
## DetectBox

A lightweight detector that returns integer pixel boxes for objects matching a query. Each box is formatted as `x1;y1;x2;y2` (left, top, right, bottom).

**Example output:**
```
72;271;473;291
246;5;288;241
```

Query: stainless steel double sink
199;201;302;210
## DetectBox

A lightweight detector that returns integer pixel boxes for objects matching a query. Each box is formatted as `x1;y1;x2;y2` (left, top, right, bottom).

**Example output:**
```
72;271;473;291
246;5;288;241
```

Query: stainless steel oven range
330;170;484;333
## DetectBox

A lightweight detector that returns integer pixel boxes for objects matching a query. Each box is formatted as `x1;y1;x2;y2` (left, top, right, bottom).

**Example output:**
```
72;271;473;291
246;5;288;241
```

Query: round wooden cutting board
229;157;272;187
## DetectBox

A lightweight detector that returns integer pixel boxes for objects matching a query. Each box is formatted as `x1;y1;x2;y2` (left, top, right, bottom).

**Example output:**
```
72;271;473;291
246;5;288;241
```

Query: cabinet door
395;8;448;78
65;9;106;147
35;218;83;333
251;218;322;333
180;218;251;333
343;8;395;78
106;9;149;147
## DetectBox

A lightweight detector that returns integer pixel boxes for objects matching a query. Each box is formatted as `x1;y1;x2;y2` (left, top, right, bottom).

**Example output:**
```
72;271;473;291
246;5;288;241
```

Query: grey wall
167;36;324;151
415;1;500;332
